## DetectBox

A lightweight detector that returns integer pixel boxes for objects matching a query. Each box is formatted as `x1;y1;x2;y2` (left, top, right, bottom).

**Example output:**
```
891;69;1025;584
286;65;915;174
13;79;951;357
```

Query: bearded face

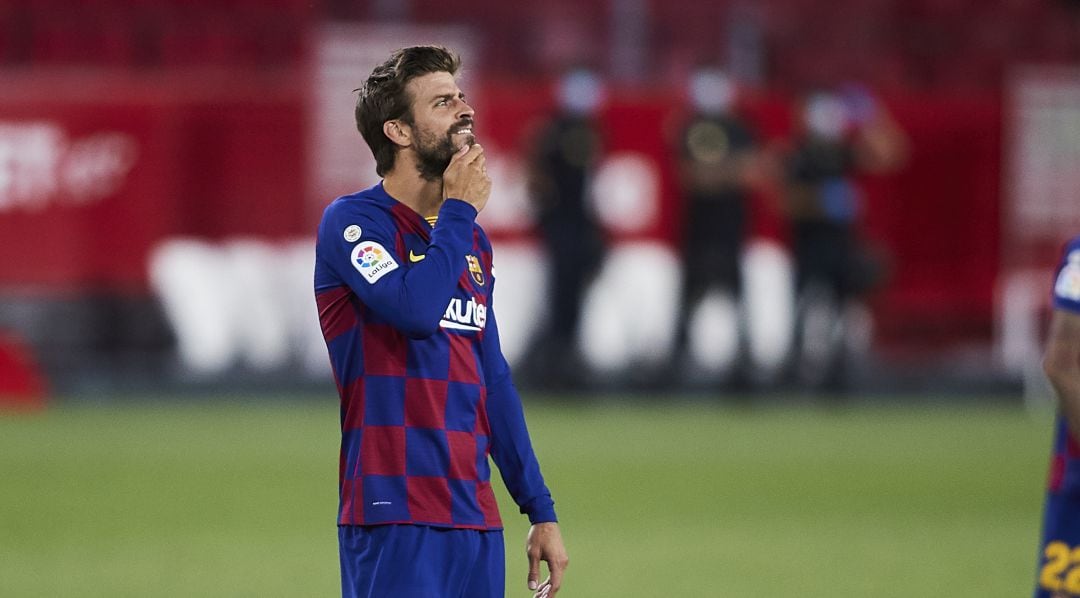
412;117;475;181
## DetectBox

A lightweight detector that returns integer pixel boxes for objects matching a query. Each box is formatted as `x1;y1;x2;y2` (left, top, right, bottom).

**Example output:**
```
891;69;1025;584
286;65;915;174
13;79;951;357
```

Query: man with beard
314;46;568;598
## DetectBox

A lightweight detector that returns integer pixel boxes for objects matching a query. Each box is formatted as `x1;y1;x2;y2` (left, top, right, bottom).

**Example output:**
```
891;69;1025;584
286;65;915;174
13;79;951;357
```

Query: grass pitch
0;396;1053;597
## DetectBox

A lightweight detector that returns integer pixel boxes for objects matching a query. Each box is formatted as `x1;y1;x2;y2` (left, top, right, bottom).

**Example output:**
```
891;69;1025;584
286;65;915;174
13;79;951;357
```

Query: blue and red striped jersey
314;182;557;530
1046;235;1080;494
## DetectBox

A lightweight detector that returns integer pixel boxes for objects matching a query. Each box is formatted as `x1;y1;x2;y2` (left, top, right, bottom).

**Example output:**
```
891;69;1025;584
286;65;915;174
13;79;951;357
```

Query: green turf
0;397;1055;597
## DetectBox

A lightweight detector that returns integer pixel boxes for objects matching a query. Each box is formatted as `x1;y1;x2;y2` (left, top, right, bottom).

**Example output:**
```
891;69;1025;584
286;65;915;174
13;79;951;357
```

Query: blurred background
2;1;1080;596
2;0;1080;400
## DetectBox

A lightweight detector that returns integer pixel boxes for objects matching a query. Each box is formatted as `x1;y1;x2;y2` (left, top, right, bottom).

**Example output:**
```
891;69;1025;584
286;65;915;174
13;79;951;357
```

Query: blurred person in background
783;85;906;393
1034;234;1080;598
672;66;760;387
525;67;607;389
314;46;567;598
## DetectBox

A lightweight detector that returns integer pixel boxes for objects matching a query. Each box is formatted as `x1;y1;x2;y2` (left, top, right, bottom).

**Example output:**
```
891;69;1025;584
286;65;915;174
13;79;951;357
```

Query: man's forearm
1045;309;1080;441
1051;372;1080;442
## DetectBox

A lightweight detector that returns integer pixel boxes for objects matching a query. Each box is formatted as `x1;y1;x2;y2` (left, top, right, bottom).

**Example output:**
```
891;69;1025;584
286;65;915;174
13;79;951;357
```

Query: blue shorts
339;524;504;598
1035;491;1080;597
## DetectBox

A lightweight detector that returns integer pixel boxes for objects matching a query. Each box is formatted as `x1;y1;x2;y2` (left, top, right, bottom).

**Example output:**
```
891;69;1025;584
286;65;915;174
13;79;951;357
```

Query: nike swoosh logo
409;251;426;263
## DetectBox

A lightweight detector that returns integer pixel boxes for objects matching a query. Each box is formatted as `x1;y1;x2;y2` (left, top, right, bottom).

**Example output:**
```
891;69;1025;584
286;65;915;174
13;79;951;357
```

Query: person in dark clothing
784;86;907;391
673;67;759;384
525;68;606;386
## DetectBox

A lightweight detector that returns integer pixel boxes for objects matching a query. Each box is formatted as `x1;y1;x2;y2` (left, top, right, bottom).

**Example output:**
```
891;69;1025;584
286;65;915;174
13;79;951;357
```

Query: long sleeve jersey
314;182;556;530
1047;235;1080;495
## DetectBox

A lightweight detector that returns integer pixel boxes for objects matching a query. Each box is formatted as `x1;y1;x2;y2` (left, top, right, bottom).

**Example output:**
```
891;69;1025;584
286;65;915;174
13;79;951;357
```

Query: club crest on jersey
1057;250;1080;302
351;241;398;284
466;254;484;286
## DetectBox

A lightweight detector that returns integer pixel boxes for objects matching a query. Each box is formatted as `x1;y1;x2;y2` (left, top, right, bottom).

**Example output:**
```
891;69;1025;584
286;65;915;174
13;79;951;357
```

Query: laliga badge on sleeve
1055;250;1080;302
351;241;398;284
343;225;362;243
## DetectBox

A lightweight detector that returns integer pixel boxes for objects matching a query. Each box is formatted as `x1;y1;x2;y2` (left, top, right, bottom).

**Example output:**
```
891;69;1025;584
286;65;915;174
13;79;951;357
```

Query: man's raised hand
443;143;491;213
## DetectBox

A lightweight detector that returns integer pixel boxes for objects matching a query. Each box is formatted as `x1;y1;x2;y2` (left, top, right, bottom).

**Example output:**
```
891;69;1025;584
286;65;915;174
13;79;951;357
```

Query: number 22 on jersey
1041;541;1080;594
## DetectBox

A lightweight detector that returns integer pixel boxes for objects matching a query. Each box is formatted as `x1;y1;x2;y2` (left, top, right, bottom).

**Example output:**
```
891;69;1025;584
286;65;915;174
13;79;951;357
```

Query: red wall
867;95;1002;345
0;72;1004;345
0;71;305;291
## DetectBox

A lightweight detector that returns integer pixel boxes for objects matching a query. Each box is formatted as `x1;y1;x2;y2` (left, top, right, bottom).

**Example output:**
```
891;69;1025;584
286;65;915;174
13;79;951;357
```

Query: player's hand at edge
442;143;491;213
526;522;568;597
